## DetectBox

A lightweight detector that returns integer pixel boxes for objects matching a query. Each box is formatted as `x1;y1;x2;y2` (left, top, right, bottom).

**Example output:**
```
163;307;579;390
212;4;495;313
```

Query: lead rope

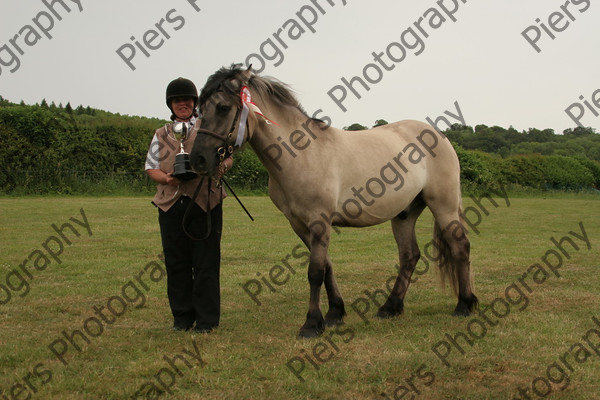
182;175;253;241
182;101;254;240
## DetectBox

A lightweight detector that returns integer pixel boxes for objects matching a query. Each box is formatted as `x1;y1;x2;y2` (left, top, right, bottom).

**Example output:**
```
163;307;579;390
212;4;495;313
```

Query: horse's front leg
323;256;346;326
298;224;332;338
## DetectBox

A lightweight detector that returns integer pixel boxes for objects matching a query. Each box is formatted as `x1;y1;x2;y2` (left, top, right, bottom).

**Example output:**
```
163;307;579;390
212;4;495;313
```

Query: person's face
171;97;195;120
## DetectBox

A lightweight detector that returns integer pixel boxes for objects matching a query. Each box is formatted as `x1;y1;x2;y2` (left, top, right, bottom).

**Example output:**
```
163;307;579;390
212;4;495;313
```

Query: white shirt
145;117;197;170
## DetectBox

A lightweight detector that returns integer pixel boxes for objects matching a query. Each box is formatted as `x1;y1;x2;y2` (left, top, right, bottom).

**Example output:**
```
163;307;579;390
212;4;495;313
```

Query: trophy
172;122;197;181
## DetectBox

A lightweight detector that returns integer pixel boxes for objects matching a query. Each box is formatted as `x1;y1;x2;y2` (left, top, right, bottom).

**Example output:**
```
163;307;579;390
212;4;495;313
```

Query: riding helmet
165;77;198;108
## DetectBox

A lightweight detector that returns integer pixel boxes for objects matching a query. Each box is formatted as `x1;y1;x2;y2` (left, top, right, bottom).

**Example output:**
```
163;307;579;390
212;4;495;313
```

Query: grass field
0;194;599;400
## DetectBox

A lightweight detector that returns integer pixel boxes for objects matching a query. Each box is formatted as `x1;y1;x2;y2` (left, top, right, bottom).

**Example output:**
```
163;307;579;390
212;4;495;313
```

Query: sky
1;0;599;135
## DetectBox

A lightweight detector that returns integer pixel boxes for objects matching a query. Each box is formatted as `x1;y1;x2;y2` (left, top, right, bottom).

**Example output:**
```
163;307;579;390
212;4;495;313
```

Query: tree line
344;120;600;192
0;97;598;195
0;97;161;194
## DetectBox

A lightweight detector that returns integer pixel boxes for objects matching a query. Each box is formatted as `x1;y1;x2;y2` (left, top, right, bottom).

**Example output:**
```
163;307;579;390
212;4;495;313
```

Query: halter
182;93;253;241
183;86;280;239
195;86;248;171
195;85;278;170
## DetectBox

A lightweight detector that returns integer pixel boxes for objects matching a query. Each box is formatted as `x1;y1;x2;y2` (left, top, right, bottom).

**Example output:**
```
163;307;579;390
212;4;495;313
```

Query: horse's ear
240;65;252;84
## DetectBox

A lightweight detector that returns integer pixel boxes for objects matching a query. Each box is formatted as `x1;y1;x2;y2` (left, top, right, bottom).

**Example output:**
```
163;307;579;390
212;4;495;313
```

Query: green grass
0;194;599;399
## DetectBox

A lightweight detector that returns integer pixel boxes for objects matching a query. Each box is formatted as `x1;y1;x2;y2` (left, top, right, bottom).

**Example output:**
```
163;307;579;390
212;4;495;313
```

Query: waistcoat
151;123;225;212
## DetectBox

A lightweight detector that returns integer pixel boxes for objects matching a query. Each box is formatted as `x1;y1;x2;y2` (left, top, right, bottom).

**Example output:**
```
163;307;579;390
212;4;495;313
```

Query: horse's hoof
298;310;325;338
376;298;404;319
376;309;398;319
453;294;479;316
453;307;470;317
324;308;345;327
298;326;324;339
324;317;344;327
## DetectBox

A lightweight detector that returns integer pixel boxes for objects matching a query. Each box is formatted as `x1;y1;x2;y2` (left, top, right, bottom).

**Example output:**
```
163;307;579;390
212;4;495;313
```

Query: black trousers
158;196;222;330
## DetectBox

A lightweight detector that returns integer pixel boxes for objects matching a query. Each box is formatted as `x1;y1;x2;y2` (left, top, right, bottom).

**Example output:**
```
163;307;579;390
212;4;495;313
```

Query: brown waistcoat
150;123;225;212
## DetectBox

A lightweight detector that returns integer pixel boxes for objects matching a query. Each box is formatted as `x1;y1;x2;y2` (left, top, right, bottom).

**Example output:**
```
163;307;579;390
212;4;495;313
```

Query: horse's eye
216;104;230;115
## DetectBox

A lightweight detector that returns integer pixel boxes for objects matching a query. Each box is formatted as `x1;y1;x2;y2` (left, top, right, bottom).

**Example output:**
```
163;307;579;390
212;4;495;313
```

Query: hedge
1;102;599;195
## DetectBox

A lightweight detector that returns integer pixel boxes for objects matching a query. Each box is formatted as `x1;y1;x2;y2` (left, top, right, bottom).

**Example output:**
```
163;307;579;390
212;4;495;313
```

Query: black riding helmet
166;77;199;120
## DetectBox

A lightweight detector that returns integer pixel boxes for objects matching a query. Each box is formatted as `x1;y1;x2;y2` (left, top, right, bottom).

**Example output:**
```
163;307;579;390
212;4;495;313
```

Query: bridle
194;83;252;171
194;105;242;168
182;95;253;241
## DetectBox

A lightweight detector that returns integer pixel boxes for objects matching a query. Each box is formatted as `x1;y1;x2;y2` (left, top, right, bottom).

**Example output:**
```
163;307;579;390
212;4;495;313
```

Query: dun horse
190;65;478;338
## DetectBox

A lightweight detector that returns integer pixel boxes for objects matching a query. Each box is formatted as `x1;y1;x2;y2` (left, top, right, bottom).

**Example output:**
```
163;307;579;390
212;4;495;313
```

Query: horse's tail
432;206;471;296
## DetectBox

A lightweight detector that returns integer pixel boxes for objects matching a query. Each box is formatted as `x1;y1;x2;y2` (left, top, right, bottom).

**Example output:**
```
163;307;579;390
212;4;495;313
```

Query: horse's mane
200;64;321;124
199;65;240;106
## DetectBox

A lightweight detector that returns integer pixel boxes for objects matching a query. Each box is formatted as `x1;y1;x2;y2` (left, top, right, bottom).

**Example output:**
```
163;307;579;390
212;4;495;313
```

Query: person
145;77;232;333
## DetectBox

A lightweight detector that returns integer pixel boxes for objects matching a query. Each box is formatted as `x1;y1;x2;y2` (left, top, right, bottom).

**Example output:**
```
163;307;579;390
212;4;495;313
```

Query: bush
502;155;547;189
500;154;595;191
541;155;594;190
1;100;599;195
0;102;160;195
226;147;268;192
455;147;501;193
572;157;600;189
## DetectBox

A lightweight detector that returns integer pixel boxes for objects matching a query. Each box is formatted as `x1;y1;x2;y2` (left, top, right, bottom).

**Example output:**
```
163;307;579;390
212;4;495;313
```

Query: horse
190;65;478;338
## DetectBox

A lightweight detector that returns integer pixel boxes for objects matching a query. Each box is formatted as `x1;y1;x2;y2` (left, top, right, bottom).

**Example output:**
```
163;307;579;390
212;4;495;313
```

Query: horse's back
330;119;459;173
313;120;459;226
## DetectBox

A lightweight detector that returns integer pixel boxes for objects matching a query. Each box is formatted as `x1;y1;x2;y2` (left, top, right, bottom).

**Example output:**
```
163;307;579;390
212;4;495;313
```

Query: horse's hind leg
426;199;478;316
433;208;478;316
377;197;426;319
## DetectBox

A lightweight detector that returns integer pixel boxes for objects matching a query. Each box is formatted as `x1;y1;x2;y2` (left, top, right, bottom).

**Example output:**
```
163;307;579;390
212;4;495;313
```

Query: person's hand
215;164;226;181
146;169;181;186
215;157;233;181
165;172;181;186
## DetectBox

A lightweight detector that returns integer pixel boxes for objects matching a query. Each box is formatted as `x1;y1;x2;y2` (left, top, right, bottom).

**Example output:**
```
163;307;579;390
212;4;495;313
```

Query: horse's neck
249;109;331;178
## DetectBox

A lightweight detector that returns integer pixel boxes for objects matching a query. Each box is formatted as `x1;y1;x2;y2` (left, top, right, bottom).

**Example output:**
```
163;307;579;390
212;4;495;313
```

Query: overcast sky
1;0;599;134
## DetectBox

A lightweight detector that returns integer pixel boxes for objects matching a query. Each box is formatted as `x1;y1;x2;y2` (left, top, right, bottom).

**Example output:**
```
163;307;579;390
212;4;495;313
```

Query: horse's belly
333;170;425;227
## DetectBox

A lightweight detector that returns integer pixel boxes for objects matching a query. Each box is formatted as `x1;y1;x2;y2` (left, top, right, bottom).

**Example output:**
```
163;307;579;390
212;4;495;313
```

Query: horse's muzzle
190;127;229;176
189;153;209;176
